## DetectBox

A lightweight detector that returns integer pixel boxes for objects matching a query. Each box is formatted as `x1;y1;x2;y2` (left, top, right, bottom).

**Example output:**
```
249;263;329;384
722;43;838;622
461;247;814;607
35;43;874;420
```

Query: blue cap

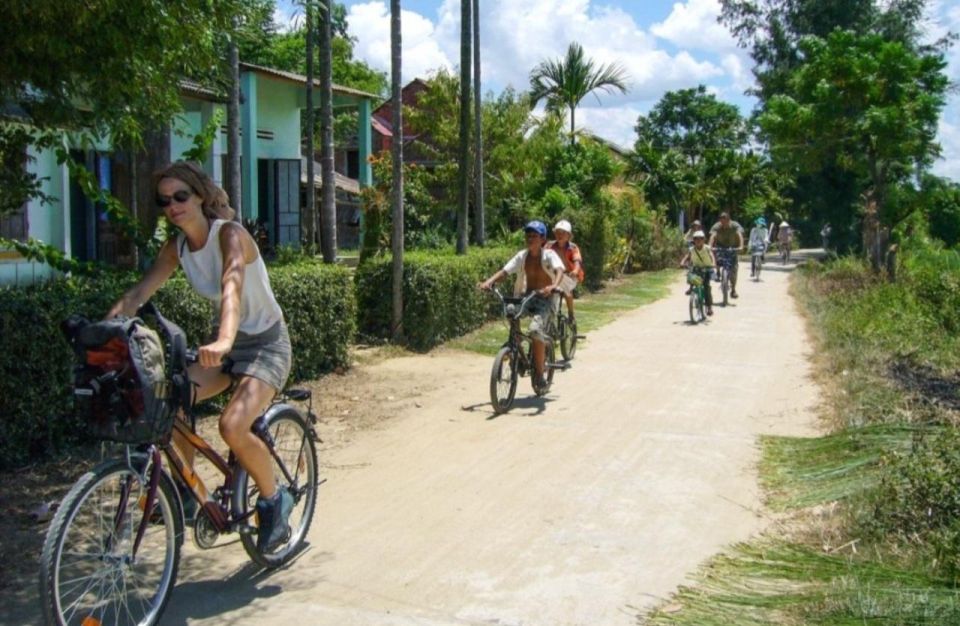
523;220;547;237
756;217;767;226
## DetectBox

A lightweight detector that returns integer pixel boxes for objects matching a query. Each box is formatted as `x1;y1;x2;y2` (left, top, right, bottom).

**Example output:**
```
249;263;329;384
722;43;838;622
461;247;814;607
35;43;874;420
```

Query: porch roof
239;63;379;101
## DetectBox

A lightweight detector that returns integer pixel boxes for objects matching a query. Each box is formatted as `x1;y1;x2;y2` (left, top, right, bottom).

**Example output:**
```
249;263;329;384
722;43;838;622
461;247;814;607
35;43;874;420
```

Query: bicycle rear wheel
559;314;578;361
234;407;318;569
40;457;182;626
490;345;519;413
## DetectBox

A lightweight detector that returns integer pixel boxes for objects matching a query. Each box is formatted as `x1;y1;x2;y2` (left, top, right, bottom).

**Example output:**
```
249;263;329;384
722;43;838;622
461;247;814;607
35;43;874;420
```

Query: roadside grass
642;252;960;624
447;270;675;356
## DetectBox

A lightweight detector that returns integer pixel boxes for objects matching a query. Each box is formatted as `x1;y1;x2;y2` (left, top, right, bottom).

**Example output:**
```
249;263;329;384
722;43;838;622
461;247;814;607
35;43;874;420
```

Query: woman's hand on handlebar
198;338;233;368
538;285;557;298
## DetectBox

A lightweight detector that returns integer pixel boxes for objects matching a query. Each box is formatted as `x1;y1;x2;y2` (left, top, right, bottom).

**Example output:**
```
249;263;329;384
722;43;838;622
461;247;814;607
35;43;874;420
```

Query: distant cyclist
545;219;584;323
778;221;793;263
708;212;745;299
683;219;703;247
748;217;769;277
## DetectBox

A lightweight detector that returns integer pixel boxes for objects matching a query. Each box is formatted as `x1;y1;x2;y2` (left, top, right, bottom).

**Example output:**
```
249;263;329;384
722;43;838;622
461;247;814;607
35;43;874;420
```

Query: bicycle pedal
546;361;571;371
575;335;586;340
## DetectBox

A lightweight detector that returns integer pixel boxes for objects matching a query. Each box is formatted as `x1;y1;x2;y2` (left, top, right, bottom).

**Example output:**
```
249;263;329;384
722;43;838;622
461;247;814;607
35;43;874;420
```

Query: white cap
554;219;572;234
692;230;706;239
780;221;789;227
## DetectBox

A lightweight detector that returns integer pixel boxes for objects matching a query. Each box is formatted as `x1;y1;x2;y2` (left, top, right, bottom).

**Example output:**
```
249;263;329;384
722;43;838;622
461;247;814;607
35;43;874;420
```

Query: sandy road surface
7;255;820;626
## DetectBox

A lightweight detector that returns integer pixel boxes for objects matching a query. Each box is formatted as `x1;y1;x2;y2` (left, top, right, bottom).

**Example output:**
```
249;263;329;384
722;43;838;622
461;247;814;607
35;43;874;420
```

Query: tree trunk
304;3;316;250
226;35;242;219
456;0;471;255
319;2;337;263
391;0;404;340
569;104;575;143
472;0;484;246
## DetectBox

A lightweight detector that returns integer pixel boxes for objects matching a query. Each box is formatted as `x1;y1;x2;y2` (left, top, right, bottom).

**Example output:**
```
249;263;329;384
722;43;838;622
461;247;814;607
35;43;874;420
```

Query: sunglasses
156;189;193;208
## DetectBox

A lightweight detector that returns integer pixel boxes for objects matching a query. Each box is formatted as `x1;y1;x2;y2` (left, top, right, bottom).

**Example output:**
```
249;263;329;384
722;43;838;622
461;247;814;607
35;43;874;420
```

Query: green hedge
0;261;354;469
355;247;513;351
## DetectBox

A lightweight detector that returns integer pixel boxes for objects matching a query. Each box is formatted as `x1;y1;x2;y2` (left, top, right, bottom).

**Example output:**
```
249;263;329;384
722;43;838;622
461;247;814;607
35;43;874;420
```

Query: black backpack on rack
62;303;190;444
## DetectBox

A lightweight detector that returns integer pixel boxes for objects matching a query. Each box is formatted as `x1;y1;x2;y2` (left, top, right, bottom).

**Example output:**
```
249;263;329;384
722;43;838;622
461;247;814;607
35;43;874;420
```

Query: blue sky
276;0;960;180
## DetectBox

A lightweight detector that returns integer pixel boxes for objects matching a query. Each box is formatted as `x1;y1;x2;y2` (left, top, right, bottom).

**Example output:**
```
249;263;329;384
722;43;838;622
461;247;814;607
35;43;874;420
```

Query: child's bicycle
39;304;320;626
487;287;569;414
684;267;708;324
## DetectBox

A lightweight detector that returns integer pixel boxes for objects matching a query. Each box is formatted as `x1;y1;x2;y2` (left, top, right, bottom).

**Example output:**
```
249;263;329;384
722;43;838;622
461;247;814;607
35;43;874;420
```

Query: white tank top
177;219;283;335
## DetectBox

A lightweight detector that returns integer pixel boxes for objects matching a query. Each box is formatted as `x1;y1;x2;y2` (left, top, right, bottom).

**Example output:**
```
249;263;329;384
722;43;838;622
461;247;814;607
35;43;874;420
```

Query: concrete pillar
357;98;372;187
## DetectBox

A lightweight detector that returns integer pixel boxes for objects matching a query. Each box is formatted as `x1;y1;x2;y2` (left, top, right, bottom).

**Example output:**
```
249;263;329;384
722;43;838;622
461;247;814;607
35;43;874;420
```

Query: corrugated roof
300;158;361;194
179;79;226;102
239;62;379;100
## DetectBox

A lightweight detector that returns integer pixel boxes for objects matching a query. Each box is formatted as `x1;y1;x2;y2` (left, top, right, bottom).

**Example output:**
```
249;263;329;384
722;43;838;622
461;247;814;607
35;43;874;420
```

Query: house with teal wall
0;63;377;286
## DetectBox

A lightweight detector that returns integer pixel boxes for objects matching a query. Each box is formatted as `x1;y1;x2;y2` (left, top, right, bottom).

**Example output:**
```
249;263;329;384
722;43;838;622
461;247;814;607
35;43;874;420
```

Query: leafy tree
921;176;960;248
0;0;261;216
634;86;746;167
630;86;785;225
759;30;948;264
529;42;629;141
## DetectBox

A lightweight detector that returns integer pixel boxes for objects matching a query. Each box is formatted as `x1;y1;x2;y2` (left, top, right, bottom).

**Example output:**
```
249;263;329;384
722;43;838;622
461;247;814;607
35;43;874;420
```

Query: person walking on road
708;212;745;299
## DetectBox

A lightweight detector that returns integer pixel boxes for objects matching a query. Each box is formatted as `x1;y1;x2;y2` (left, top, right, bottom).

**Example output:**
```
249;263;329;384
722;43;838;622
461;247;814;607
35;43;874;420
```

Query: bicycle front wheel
721;269;729;306
234;407;318;569
689;291;700;324
754;256;762;280
39;458;182;626
490;345;519;413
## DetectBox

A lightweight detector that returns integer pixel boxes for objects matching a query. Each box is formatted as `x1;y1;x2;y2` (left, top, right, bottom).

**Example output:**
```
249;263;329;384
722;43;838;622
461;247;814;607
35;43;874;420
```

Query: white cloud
273;5;301;33
577;104;643;149
343;0;755;147
346;2;453;82
651;0;737;53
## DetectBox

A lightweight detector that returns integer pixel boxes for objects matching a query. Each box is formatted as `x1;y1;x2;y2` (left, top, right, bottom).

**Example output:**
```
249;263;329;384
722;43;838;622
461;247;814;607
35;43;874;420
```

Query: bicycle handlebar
488;286;546;320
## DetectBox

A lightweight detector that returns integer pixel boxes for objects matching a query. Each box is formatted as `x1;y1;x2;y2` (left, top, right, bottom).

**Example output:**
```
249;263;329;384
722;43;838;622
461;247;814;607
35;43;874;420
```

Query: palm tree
529;42;628;141
456;0;471;254
472;0;484;245
390;0;404;340
303;1;316;247
319;2;337;263
226;22;242;218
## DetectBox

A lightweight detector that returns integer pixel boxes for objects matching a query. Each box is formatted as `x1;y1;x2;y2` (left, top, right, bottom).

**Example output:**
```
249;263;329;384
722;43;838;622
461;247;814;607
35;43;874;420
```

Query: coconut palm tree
529;42;628;141
319;1;336;262
456;0;471;254
472;0;484;245
390;0;403;339
303;1;316;247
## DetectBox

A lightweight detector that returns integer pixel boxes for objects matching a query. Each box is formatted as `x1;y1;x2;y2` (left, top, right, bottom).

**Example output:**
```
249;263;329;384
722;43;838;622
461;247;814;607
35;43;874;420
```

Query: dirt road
4;257;818;626
153;257;817;626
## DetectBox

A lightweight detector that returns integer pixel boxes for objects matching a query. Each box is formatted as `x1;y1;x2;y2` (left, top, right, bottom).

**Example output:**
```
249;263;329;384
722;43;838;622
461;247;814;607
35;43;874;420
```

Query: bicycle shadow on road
161;544;324;624
460;394;556;420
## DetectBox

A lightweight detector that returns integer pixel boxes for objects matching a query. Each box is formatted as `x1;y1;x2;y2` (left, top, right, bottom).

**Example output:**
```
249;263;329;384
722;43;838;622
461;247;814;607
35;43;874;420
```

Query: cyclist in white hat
546;219;584;323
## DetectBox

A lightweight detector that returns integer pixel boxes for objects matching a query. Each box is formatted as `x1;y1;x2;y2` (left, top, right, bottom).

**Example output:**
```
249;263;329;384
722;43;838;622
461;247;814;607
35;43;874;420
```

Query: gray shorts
526;294;558;342
213;321;292;392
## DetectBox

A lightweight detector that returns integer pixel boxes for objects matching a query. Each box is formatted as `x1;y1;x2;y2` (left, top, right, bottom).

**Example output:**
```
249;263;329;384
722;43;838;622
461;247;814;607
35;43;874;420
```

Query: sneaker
684;288;692;295
731;290;739;299
707;307;713;316
256;486;294;553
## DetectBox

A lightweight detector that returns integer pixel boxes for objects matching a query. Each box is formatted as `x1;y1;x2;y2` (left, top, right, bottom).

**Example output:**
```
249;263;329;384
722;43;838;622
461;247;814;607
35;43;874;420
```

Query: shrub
0;262;354;469
355;247;513;351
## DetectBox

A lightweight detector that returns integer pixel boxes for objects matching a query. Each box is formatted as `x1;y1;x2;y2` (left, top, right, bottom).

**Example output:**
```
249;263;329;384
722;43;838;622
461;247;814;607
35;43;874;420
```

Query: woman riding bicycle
107;161;294;554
